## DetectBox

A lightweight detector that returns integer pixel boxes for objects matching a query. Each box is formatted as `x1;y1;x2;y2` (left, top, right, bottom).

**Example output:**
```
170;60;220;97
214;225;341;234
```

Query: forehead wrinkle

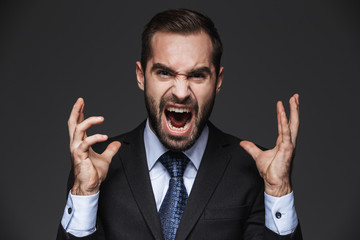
150;32;213;74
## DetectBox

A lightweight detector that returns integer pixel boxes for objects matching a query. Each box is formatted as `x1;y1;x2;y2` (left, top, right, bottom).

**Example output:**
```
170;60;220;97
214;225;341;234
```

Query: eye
157;70;172;79
189;73;206;80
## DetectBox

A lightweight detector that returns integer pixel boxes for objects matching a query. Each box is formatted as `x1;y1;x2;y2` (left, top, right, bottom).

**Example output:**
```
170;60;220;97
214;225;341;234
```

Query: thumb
240;140;261;160
103;141;121;160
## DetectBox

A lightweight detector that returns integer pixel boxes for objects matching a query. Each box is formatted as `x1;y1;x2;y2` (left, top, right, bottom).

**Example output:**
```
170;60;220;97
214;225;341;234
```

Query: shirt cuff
264;191;298;235
61;190;99;237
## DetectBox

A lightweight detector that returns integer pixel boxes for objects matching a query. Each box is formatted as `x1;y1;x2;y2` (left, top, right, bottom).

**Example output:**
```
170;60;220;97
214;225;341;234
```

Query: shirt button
68;207;72;214
275;212;282;219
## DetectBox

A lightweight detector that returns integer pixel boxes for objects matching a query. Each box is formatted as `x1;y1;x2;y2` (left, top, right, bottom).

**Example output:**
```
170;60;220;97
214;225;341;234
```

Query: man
57;9;302;240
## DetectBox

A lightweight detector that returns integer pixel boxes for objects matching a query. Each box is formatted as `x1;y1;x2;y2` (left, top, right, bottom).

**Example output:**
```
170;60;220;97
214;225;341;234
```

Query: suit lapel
176;123;232;240
119;121;231;240
120;122;163;240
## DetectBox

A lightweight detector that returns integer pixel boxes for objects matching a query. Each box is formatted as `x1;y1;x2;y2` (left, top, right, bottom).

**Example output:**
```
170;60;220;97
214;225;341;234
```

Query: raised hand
68;98;121;195
240;94;300;197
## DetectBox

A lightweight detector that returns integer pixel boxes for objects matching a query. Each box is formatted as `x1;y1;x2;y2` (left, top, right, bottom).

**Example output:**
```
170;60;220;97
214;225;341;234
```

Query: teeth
166;107;190;113
167;118;190;131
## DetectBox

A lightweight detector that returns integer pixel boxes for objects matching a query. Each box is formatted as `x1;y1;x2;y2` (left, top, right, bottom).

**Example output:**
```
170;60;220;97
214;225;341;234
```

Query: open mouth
165;107;192;131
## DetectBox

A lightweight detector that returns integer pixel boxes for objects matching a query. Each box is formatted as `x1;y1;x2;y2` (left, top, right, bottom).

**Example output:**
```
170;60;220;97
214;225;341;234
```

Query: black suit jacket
57;121;302;240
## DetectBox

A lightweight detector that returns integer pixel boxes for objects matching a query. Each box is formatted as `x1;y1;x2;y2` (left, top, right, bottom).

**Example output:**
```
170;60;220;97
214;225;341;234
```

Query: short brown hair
141;9;223;75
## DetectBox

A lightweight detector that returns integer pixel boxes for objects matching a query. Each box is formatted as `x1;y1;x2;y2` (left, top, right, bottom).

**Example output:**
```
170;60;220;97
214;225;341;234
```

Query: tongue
167;111;191;128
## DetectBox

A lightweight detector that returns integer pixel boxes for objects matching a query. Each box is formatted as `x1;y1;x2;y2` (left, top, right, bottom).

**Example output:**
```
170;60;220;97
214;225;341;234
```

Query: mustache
159;95;198;114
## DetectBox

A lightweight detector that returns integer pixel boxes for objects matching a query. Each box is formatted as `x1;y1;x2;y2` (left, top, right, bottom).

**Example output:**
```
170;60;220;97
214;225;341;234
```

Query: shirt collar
144;119;209;171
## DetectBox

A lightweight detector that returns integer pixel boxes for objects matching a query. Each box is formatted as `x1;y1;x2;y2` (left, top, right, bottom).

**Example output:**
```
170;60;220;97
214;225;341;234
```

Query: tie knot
159;151;190;178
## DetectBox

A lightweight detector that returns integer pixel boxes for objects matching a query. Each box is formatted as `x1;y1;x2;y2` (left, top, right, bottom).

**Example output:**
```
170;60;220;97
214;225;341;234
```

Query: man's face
136;31;223;151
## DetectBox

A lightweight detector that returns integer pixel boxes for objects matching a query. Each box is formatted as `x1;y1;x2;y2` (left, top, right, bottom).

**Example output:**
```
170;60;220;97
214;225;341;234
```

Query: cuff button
68;207;72;214
275;212;282;219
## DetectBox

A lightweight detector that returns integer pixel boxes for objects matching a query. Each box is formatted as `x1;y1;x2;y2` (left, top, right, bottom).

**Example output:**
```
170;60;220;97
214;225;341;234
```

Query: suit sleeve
56;222;106;240
56;166;107;240
57;139;110;240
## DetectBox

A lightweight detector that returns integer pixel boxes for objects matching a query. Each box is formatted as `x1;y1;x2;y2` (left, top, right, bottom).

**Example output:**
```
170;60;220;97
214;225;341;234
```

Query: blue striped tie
158;151;190;240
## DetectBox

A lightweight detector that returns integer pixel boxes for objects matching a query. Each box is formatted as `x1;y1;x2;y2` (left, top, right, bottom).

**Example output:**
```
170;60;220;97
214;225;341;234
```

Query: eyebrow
151;63;176;74
188;67;211;76
151;63;212;76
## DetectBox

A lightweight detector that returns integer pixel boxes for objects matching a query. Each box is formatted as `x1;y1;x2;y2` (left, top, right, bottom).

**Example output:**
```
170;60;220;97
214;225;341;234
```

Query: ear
215;66;224;94
136;61;145;91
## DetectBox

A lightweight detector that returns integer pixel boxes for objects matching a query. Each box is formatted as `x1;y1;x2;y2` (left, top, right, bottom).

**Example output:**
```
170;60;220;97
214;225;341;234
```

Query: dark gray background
1;0;359;239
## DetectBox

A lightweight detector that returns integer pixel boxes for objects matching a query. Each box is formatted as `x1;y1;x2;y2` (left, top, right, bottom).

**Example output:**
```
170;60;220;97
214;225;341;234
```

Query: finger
78;134;109;152
79;101;85;123
102;141;121;162
280;111;291;143
289;94;300;144
79;103;87;138
276;101;285;143
68;98;84;139
275;134;282;149
72;116;104;145
240;140;262;160
294;93;300;105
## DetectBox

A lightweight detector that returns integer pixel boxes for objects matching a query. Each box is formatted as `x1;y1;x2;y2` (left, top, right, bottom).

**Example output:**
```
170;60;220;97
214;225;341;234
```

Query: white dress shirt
61;120;298;237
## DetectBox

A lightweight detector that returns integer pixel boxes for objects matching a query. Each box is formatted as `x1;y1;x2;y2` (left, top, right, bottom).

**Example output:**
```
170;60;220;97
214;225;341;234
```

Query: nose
171;75;190;102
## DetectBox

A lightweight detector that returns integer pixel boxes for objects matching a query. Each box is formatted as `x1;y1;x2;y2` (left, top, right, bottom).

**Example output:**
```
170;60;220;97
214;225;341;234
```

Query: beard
144;85;216;151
